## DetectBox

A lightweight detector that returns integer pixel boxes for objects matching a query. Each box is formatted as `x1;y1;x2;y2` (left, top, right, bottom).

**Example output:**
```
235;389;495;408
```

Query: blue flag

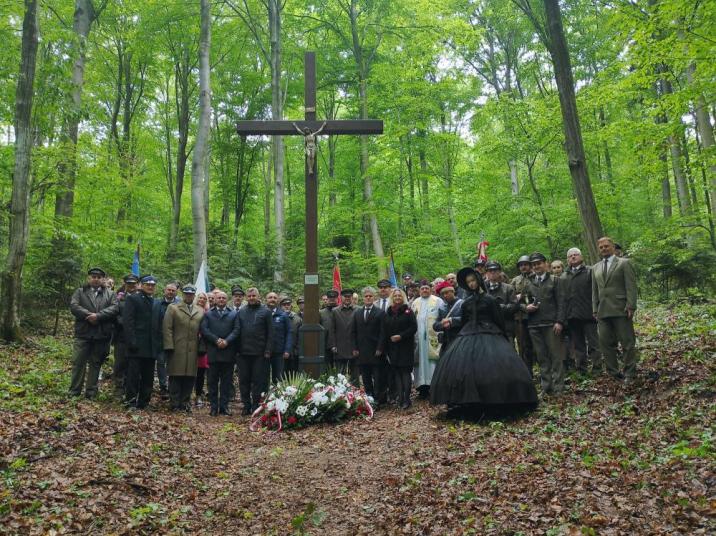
388;251;398;287
131;245;140;276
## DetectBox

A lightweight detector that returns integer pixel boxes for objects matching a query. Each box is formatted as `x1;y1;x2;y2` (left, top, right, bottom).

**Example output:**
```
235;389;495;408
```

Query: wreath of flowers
249;371;374;432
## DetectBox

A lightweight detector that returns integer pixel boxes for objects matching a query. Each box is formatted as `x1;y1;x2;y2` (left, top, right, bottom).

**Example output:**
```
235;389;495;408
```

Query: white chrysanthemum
274;398;289;414
310;391;329;406
310;407;318;416
296;405;308;416
284;386;298;397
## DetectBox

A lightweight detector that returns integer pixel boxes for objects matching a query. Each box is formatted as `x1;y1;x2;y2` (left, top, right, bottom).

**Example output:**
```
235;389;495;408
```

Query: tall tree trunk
191;0;211;274
687;63;716;218
269;0;285;282
169;46;193;253
347;0;385;275
1;0;39;342
668;131;691;215
509;159;519;195
54;0;97;219
541;0;603;261
526;158;556;258
263;147;272;244
417;129;429;212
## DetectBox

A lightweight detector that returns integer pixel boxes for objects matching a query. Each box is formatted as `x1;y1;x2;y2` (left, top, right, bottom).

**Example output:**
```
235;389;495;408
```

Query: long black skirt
430;332;538;413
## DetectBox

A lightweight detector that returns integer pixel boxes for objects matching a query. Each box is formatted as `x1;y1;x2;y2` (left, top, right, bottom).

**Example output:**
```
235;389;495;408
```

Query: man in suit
200;291;241;415
153;282;179;400
351;286;386;406
564;247;602;376
68;267;119;399
592;237;639;383
123;275;159;409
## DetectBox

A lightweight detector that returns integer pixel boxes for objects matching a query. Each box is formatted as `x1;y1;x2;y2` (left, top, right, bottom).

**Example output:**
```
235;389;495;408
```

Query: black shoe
210;408;218;416
219;408;232;416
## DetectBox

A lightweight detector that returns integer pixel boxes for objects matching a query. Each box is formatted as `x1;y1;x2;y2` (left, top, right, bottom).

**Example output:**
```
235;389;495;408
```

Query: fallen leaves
0;304;715;534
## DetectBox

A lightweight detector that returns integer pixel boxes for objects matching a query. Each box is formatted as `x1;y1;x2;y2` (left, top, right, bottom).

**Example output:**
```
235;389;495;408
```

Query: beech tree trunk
1;0;39;342
542;0;603;261
348;0;386;276
687;63;716;219
191;0;211;274
269;0;285;282
54;0;98;220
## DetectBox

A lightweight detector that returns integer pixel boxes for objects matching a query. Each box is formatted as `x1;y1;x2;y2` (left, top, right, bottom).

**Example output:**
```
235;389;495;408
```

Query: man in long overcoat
123;275;159;409
592;237;639;383
201;291;241;416
69;267;119;399
330;288;358;379
163;285;205;412
112;274;138;397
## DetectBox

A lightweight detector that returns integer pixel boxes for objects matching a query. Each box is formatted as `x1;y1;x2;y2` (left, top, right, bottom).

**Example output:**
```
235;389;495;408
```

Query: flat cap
88;267;106;277
340;288;354;296
325;290;339;298
231;285;245;296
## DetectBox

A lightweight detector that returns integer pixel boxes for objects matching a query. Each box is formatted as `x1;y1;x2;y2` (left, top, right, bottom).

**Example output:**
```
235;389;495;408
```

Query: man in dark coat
236;287;273;414
112;274;138;397
524;253;566;396
123;275;159;409
266;292;292;384
319;290;339;368
200;290;241;416
351;286;386;406
432;281;463;357
330;288;358;379
564;247;601;375
485;261;519;344
153;282;179;399
69;267;119;399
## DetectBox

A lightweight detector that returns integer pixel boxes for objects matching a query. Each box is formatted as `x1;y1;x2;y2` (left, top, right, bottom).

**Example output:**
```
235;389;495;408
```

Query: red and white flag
332;262;342;305
477;240;490;262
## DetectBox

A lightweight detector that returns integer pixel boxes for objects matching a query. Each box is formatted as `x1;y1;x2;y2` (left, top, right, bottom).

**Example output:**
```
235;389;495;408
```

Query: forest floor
0;303;714;535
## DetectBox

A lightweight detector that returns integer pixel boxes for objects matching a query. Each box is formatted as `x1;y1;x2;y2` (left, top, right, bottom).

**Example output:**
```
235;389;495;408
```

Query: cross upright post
236;51;383;378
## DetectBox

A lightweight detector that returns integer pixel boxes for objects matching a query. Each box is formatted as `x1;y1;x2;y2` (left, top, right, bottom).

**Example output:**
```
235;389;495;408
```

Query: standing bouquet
249;371;374;432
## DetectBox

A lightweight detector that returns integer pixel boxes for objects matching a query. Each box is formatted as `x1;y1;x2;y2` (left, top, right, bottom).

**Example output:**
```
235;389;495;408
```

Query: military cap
140;275;157;284
231;285;245;296
485;261;502;271
340;288;354;296
377;279;392;288
88;267;106;277
402;273;413;279
297;296;305;304
529;252;547;263
123;274;139;284
516;255;531;266
280;297;292;305
325;289;339;298
182;284;197;294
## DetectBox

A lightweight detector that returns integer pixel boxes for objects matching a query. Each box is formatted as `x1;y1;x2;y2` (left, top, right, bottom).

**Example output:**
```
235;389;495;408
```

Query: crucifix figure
236;51;383;377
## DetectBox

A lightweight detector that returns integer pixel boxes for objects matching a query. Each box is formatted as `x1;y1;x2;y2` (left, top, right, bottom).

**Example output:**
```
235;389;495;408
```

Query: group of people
68;236;638;418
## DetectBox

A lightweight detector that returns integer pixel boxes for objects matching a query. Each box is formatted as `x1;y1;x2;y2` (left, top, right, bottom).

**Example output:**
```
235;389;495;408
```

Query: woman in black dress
383;288;418;409
430;267;538;416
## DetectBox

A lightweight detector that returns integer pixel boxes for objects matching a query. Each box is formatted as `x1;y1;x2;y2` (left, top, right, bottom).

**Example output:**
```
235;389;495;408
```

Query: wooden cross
236;51;383;373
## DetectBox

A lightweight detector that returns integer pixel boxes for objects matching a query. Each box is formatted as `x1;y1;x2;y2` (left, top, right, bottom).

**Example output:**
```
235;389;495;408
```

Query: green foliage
1;0;714;311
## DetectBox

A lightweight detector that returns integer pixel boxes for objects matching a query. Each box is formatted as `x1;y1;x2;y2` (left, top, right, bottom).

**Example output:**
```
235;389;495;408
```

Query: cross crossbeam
235;51;383;376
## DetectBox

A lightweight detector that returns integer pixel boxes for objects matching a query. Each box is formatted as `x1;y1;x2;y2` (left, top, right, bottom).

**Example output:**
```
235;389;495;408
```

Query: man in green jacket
69;267;119;399
592;237;639;383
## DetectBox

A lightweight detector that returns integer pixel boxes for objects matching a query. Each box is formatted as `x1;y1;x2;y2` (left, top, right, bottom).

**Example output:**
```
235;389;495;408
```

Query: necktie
603;258;609;278
364;307;370;321
381;299;387;311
